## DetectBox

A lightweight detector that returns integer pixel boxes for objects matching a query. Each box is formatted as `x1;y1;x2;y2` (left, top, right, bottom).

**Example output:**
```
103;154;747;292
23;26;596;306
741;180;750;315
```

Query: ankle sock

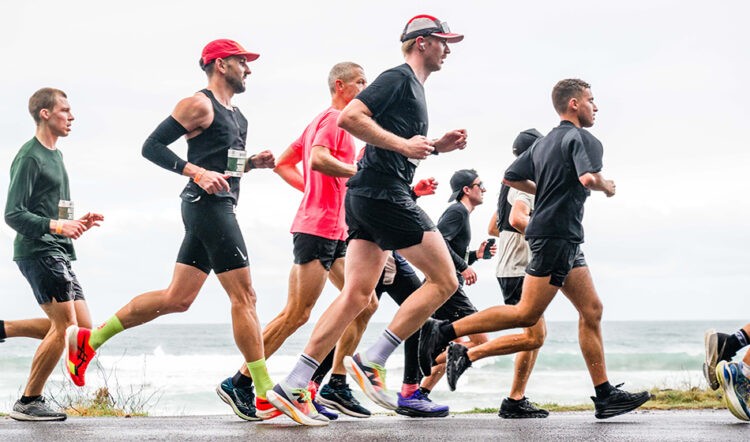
89;315;124;350
20;395;41;405
741;361;750;378
401;383;418;397
439;322;457;342
246;359;274;398
284;354;319;390
364;329;402;366
232;370;253;390
594;381;615;399
418;386;431;396
329;373;347;388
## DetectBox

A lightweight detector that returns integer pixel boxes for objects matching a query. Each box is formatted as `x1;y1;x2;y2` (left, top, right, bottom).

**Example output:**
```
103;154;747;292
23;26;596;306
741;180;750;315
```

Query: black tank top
180;89;248;203
496;184;520;234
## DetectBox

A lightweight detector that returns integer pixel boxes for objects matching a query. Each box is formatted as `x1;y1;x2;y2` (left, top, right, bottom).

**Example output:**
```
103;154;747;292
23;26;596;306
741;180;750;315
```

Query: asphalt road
0;410;747;441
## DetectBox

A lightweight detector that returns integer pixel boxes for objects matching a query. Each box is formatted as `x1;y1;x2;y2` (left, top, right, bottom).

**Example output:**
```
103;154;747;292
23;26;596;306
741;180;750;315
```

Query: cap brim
448;190;461;202
241;52;260;62
433;32;464;43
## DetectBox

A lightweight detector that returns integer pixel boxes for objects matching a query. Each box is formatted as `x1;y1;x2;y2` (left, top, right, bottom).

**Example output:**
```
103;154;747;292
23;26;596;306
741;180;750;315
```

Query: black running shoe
591;383;651;419
418;319;449;377
498;397;549;419
446;342;471;391
317;383;371;418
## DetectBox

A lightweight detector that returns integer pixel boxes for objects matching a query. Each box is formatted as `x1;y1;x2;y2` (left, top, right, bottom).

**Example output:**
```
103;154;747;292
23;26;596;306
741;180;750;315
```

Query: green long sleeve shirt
5;137;76;260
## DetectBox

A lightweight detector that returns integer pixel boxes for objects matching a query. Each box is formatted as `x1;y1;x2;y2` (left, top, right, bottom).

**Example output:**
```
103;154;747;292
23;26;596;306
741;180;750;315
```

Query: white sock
364;329;402;366
284;353;319;389
740;361;750;378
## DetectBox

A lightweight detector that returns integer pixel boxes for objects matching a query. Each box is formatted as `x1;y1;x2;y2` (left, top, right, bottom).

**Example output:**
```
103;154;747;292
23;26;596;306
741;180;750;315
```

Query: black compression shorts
345;193;436;251
177;197;249;274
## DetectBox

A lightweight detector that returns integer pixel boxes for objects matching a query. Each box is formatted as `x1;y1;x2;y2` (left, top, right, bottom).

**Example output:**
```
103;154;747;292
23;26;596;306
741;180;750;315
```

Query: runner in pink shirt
217;62;376;424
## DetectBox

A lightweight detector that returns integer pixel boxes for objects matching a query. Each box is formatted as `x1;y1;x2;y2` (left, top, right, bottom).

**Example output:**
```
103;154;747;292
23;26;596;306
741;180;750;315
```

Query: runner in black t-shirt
267;15;468;425
419;169;493;393
426;79;651;419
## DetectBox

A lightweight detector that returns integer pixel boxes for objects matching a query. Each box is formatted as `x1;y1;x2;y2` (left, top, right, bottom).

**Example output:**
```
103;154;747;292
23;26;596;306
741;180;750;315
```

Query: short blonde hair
401;38;418;56
328;62;363;94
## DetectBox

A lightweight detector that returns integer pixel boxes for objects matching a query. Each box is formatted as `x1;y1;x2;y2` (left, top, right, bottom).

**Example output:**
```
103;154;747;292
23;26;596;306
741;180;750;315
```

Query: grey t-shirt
495;188;534;277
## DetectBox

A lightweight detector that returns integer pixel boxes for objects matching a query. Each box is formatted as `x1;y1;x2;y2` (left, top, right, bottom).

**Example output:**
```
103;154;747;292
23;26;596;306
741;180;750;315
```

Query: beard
227;74;246;94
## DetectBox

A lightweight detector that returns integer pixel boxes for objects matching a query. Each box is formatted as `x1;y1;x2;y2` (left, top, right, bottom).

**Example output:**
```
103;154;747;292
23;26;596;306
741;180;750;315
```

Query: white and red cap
400;14;464;43
201;39;260;67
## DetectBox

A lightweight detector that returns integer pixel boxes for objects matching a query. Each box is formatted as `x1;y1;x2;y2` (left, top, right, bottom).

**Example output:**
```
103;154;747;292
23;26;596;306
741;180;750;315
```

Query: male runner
704;325;750;421
425;79;651;419
266;15;468;426
418;169;493;391
216;62;374;421
446;129;548;419
5;88;102;421
64;39;277;421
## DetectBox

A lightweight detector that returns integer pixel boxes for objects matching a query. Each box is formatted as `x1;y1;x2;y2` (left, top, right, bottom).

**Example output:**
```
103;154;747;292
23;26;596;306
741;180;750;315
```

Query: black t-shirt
504;120;603;243
437;202;477;273
346;63;428;201
180;89;248;204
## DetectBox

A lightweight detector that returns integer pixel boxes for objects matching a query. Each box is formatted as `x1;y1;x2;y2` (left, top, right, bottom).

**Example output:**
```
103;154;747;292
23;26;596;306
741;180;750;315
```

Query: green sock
246;358;274;399
89;315;124;350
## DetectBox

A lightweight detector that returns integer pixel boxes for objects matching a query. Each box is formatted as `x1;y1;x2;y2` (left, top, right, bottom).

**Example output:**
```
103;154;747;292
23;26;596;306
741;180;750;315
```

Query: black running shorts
497;276;524;305
177;197;249;274
17;255;85;304
433;285;478;322
292;232;346;271
345;193;436;251
526;238;587;287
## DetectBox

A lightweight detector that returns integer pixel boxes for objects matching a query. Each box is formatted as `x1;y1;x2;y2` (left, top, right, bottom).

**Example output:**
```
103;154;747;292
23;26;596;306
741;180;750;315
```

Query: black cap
512;128;543;157
448;169;478;202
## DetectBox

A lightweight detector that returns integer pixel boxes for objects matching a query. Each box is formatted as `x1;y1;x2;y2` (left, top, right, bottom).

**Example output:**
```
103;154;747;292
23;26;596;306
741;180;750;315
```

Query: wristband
55;220;63;235
247;155;257;170
193;168;206;183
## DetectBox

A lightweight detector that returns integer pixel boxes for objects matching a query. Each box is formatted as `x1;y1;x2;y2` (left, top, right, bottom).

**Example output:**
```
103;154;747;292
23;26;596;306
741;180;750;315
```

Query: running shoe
418;319;449;377
317;383;372;418
9;397;67;422
704;329;735;390
308;382;338;421
395;389;449;418
215;377;261;421
446;342;472;391
266;382;328;426
498;397;549;419
716;361;750;421
590;383;651;419
65;325;96;387
344;353;397;410
255;396;283;420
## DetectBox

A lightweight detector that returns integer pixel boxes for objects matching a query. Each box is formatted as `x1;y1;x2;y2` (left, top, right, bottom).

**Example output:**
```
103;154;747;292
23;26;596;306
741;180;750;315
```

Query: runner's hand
402;135;434;159
56;220;87;239
198;170;231;194
79;212;104;231
434;129;467;153
413;177;438;197
250;150;275;169
604;179;616;197
476;240;497;259
461;267;477;286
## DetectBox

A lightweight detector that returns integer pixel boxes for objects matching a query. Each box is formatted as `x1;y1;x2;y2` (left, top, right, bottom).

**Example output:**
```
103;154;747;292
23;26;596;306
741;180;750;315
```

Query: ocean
1;321;746;416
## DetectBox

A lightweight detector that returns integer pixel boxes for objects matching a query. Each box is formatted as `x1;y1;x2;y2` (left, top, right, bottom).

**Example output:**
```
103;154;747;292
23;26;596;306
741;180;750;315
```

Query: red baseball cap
400;15;463;43
201;39;260;67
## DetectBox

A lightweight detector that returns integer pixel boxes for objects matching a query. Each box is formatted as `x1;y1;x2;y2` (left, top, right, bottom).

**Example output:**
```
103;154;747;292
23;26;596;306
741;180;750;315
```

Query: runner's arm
502;178;536;195
579;172;615;197
273;145;304;192
509;199;531;234
310;146;356;177
338;99;433;159
488;212;500;237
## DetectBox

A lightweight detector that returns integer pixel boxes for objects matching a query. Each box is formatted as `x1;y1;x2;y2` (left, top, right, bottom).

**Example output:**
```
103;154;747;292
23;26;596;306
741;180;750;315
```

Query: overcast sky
1;1;748;325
